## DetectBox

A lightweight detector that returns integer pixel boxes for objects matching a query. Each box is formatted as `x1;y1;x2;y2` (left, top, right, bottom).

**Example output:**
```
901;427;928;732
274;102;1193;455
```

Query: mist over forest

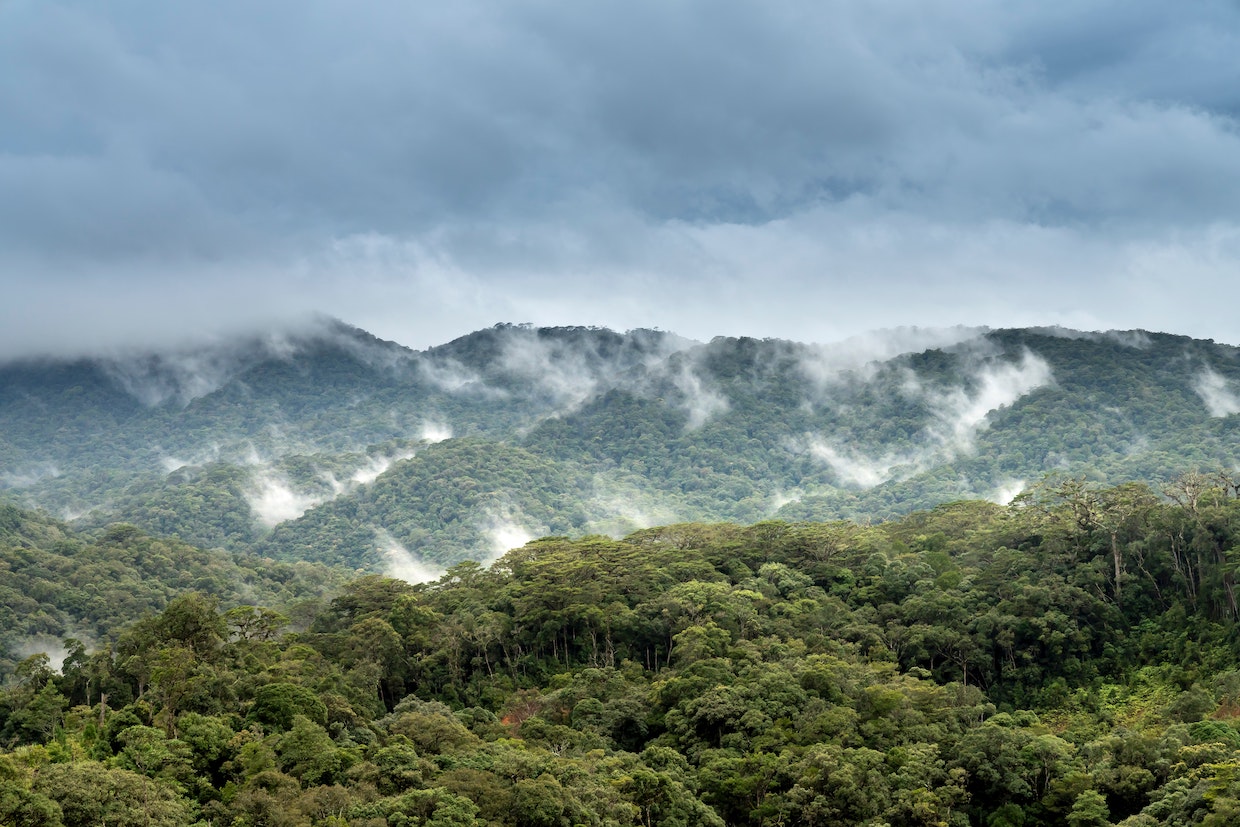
3;319;1239;570
6;319;1240;827
10;0;1240;822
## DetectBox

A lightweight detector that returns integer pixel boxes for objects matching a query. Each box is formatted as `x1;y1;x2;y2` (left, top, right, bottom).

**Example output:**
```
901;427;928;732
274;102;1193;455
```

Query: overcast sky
4;0;1240;355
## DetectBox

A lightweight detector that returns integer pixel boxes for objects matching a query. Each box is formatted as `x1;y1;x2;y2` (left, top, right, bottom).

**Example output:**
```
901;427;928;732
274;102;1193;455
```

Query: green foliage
33;762;192;827
11;325;1240;568
0;506;346;678
252;683;330;732
17;380;1240;826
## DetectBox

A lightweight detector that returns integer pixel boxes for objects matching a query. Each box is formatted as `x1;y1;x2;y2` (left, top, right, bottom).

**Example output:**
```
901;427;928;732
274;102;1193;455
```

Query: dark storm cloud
4;0;1240;354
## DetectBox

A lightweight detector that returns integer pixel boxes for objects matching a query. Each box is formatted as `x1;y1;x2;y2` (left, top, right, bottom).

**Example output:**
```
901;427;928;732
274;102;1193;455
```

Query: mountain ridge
4;320;1240;570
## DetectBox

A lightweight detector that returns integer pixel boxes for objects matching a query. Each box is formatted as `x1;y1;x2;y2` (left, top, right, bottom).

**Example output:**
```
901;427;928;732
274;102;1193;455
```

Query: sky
4;0;1240;356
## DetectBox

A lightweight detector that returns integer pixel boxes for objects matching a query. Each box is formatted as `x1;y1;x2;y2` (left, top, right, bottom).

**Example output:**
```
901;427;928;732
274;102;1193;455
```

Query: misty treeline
8;476;1240;825
108;327;1240;572
0;503;347;678
9;323;1240;570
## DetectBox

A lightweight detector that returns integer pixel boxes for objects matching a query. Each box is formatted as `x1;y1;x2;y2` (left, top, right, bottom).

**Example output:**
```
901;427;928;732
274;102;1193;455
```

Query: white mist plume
927;350;1053;454
418;357;492;393
804;349;1052;489
1124;432;1151;455
462;326;698;414
103;352;243;407
351;450;417;485
592;503;656;536
419;421;453;442
989;479;1027;505
101;331;300;407
246;471;343;528
495;328;691;413
805;440;920;488
669;361;729;429
499;334;603;409
324;327;420;374
769;490;803;513
59;505;95;522
13;636;74;672
1194;367;1240;417
488;521;533;557
0;463;60;489
159;443;223;473
161;456;191;473
350;457;394;485
100;317;416;408
798;326;987;389
587;477;683;537
478;507;537;560
1027;326;1152;349
376;528;444;584
1105;331;1152;349
348;425;454;486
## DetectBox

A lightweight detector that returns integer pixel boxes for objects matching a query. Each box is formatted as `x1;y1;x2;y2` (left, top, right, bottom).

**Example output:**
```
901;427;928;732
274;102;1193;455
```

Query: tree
1066;789;1110;827
33;763;191;827
6;682;68;745
251;682;329;732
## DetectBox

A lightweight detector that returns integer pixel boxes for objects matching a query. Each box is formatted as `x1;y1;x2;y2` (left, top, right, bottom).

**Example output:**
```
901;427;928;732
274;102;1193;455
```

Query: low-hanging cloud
926;349;1054;454
1028;326;1153;349
586;475;683;537
495;325;693;411
421;324;707;429
477;505;538;561
417;357;493;395
803;349;1053;488
804;441;919;489
769;490;802;514
419;421;453;443
796;326;988;391
350;450;416;486
159;443;224;473
12;636;77;673
376;528;444;585
248;441;436;527
94;316;399;407
103;353;238;408
245;470;343;528
667;359;729;429
1194;367;1240;417
989;478;1027;506
497;332;610;410
0;463;60;489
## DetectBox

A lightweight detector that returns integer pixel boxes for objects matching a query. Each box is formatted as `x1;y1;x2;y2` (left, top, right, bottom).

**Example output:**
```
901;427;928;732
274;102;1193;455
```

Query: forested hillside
6;321;1240;569
0;504;347;678
5;478;1240;825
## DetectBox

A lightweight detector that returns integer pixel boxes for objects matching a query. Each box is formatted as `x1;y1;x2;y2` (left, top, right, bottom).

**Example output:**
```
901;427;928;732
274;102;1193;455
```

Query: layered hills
3;320;1240;570
8;321;1240;826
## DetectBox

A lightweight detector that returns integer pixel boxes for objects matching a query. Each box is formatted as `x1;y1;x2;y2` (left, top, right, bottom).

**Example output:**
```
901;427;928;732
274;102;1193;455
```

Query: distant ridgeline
2;319;1240;568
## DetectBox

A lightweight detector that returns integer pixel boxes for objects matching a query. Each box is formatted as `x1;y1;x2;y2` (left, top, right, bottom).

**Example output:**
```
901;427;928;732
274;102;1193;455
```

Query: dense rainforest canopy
6;476;1240;826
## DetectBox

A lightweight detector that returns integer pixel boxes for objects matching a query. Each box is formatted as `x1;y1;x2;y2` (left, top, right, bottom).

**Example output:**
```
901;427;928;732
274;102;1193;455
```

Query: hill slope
5;322;1240;567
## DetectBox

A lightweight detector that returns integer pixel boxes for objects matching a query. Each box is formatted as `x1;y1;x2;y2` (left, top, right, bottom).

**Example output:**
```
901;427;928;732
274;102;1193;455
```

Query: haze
5;1;1240;356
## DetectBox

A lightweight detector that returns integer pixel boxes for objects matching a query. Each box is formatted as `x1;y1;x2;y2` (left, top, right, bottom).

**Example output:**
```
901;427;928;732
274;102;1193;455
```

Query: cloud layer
5;1;1240;354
